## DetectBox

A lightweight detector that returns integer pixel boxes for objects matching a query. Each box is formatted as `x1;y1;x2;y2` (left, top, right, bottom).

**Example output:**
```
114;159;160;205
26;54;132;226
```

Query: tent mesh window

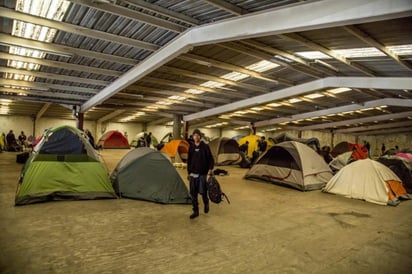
257;147;300;170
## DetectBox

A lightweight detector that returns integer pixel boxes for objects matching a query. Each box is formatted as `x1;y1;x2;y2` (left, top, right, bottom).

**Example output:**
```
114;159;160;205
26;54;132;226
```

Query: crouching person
187;129;214;219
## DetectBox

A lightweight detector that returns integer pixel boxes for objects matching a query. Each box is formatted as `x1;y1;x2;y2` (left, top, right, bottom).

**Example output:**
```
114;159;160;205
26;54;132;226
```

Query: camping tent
323;159;410;206
15;125;116;205
269;133;321;151
208;137;241;166
378;156;412;193
111;147;191;204
238;135;274;158
130;132;159;148
331;141;367;159
97;130;130;149
329;151;354;172
161;140;189;163
245;141;332;191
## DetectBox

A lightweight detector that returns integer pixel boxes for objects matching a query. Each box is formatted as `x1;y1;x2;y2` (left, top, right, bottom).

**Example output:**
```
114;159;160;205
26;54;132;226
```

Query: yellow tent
238;135;273;158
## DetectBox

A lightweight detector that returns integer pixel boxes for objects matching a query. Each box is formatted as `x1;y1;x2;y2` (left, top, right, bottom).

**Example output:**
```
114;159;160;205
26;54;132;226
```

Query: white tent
245;141;332;191
323;159;410;206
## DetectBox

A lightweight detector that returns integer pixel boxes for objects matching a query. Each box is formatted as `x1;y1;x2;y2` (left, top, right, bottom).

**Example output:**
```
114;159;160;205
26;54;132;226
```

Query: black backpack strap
222;192;230;204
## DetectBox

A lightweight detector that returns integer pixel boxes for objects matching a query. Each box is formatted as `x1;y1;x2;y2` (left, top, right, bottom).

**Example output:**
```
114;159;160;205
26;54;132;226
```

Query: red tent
331;141;367;160
97;130;130;149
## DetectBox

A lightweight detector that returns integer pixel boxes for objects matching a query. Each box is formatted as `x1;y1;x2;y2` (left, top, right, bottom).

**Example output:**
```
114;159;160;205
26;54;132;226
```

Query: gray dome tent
110;147;191;204
209;137;241;166
245;141;332;191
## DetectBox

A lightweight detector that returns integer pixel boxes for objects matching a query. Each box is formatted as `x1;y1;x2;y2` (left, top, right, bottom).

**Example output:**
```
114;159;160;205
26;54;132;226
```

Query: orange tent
161;140;189;163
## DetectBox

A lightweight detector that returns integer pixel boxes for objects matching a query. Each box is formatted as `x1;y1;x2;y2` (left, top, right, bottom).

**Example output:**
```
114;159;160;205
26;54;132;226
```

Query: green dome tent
111;147;191;204
15;125;116;205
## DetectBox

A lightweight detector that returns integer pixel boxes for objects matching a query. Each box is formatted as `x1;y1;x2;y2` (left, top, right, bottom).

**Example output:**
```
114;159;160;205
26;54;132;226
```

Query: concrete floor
0;149;411;274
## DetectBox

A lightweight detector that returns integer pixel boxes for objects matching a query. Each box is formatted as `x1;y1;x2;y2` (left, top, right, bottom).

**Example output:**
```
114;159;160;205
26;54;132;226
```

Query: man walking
187;129;214;219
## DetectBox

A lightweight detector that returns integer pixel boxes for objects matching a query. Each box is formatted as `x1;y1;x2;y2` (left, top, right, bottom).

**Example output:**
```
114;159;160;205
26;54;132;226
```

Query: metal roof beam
240;39;335;77
203;0;246;15
36;103;51;121
178;53;288;84
82;0;412;112
0;33;136;65
300;111;412;130
70;0;184;33
122;0;200;25
184;77;412;121
1;79;99;94
0;87;89;101
126;85;231;104
343;25;412;71
353;127;412;135
0;67;109;86
279;33;377;76
141;76;250;99
335;120;412;133
0;52;122;77
0;7;159;52
256;98;412;127
97;109;127;123
157;65;270;93
220;42;322;80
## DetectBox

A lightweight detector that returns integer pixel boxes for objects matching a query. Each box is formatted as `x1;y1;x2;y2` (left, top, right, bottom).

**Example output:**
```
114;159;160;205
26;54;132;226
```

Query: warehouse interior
1;0;412;273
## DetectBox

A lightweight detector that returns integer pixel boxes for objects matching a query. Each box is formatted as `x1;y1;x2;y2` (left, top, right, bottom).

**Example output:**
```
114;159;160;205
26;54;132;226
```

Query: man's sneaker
204;204;209;214
189;212;199;219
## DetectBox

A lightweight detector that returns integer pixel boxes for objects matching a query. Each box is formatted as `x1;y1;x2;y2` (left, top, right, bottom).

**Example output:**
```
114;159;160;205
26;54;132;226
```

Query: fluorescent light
304;93;324;99
328;87;351;94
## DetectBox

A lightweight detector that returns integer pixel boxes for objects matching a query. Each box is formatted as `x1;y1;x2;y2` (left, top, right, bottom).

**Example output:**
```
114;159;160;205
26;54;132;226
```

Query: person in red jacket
187;129;214;219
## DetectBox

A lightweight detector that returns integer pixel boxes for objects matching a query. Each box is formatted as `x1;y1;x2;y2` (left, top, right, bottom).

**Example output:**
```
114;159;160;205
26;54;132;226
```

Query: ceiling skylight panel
304;93;324;99
156;100;173;105
16;0;70;21
8;60;41;70
387;44;412;55
200;81;225;88
296;51;331;59
185;89;205;95
12;21;57;43
328;87;351;94
288;98;302;103
246;60;279;72
333;47;385;58
221;71;249;81
266;102;281;107
168;95;186;101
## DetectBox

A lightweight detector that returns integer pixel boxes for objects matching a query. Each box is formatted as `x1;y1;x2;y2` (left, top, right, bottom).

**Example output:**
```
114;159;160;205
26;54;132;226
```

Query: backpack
207;175;230;204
